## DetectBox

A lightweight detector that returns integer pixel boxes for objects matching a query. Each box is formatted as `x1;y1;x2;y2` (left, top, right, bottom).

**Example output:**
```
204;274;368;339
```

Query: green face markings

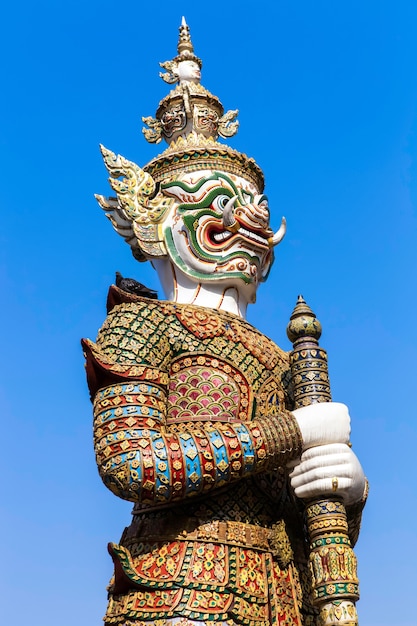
161;171;274;285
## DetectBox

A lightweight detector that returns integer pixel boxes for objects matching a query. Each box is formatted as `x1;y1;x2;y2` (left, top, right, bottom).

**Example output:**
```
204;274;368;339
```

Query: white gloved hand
289;442;365;505
292;402;351;450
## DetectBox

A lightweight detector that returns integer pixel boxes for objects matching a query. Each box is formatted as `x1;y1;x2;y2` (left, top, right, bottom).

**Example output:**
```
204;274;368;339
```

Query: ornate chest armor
83;288;316;626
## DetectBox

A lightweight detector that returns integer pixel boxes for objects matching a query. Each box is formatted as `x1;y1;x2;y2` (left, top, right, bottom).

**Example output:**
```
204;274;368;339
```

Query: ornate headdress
96;19;281;265
142;18;264;190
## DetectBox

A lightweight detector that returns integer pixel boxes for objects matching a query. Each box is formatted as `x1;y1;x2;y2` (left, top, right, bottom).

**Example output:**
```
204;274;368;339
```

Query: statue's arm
89;376;303;504
83;301;356;506
82;302;304;505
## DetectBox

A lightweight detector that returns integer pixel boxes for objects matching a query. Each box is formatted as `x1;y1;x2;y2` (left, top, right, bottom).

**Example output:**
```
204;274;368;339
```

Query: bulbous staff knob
287;294;322;345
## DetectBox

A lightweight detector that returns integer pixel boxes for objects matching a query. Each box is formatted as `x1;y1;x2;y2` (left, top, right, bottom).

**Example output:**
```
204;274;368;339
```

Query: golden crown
142;18;265;191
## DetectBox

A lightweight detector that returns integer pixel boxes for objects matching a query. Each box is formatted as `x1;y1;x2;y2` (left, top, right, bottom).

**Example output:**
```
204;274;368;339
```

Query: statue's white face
177;60;201;83
160;170;275;303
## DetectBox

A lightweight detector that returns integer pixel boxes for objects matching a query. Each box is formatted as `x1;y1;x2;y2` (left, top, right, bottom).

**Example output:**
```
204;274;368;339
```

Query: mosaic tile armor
83;287;364;626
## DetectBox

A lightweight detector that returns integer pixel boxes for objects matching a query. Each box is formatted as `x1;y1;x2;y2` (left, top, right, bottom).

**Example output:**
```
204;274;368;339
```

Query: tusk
222;195;240;233
269;217;287;247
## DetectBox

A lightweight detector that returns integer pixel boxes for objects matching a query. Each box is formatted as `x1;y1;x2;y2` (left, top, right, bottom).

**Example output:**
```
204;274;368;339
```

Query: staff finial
287;294;322;345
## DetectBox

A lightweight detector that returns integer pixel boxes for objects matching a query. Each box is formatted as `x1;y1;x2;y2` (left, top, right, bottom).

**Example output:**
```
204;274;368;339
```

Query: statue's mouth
208;223;271;249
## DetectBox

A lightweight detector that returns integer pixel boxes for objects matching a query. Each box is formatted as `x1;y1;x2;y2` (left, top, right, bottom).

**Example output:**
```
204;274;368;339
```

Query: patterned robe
83;286;363;626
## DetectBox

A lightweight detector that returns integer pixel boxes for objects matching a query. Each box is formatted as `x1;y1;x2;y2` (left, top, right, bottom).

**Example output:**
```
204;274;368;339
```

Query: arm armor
83;295;302;505
92;380;302;504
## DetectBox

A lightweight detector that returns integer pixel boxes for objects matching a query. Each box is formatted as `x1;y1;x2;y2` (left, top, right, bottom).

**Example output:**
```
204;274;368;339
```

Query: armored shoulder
82;297;174;397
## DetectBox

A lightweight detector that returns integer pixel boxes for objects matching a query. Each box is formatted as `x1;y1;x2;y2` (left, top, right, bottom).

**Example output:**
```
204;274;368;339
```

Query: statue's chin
176;265;258;305
170;254;257;286
152;254;257;312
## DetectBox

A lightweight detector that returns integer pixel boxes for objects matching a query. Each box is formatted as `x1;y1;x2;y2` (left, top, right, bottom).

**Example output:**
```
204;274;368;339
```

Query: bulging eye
256;194;269;210
213;195;231;212
255;194;268;209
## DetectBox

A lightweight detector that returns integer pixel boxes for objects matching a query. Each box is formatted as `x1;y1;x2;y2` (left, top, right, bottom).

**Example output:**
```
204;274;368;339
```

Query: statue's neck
152;259;249;319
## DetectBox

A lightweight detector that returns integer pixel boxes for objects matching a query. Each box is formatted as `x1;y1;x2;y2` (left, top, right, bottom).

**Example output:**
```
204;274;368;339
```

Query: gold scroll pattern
306;499;359;604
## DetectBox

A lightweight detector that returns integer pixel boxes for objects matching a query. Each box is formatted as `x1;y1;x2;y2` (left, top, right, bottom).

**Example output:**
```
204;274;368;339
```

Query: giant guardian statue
83;19;367;626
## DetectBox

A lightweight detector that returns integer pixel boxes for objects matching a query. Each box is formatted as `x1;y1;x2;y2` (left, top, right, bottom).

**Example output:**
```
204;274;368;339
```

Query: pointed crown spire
142;19;264;191
176;17;201;65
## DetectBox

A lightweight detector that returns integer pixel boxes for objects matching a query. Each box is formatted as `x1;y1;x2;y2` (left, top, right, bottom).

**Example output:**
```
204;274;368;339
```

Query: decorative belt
181;519;271;550
125;519;293;565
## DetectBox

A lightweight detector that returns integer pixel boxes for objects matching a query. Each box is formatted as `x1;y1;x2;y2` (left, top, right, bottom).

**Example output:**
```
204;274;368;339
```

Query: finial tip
177;15;195;58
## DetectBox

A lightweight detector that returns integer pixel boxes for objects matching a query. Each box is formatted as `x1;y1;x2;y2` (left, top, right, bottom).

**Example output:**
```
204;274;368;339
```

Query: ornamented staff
287;296;360;626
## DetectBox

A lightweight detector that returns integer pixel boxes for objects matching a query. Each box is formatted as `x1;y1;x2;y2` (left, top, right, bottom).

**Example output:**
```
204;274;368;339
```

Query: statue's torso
85;289;314;626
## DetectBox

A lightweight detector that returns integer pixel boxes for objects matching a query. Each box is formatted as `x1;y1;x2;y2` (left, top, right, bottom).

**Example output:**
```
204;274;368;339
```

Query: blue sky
1;1;416;625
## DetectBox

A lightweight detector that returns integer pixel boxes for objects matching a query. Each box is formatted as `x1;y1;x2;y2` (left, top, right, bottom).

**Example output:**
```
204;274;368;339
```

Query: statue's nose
234;202;270;230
